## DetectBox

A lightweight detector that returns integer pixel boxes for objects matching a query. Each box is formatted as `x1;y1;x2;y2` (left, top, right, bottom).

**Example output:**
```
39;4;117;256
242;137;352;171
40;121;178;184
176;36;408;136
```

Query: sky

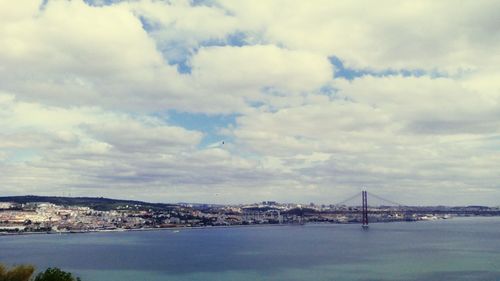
1;0;500;206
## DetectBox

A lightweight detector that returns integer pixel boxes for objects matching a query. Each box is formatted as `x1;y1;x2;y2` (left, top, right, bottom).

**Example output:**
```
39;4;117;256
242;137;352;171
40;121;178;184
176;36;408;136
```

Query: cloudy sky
1;0;500;206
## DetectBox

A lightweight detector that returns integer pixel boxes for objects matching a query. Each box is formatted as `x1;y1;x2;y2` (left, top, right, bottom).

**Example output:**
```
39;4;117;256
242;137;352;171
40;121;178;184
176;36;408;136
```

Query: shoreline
2;215;498;237
0;223;309;237
0;218;448;237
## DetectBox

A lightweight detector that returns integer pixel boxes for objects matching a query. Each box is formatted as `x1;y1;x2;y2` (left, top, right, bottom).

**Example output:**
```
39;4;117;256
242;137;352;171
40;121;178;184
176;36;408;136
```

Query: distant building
0;202;15;209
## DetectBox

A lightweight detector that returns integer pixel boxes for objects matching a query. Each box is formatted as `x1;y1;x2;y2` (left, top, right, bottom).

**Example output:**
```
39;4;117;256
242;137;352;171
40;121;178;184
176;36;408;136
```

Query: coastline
0;218;448;237
0;223;307;237
3;215;497;237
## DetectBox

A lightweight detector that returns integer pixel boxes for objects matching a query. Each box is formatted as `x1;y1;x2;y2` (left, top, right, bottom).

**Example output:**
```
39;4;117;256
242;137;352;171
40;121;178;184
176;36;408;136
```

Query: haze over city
1;0;500;206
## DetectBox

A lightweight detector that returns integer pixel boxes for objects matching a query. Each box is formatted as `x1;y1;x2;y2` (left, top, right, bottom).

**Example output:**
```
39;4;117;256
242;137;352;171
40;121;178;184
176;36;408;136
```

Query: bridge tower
362;190;368;229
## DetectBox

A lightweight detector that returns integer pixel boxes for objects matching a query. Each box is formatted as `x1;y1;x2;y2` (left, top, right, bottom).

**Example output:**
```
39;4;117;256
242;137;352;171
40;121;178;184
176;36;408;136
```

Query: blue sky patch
319;85;339;100
155;32;249;74
83;0;121;7
198;32;248;48
156;111;238;148
329;56;442;80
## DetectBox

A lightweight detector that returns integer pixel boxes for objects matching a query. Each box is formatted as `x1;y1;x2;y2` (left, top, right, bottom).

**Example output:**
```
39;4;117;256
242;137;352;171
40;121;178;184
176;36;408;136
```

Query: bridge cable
367;192;406;207
332;192;362;206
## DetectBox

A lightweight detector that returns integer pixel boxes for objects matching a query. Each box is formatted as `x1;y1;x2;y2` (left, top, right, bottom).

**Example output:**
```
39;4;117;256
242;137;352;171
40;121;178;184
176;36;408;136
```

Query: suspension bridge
329;190;407;229
327;191;500;229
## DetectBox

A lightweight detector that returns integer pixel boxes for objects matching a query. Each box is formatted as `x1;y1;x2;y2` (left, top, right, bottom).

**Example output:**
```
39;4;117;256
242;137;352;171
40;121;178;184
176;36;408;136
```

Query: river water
1;217;500;281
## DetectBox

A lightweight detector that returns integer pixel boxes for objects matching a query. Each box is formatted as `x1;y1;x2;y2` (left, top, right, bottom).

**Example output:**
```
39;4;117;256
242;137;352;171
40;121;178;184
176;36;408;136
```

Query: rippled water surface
1;217;500;281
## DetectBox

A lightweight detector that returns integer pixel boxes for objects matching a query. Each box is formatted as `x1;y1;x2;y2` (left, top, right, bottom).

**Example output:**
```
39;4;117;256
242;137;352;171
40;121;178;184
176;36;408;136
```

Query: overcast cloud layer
1;0;499;205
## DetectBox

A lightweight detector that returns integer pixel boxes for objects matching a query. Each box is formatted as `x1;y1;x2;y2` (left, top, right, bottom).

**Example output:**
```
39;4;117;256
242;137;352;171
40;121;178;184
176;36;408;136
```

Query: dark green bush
33;268;80;281
0;265;80;281
0;264;35;281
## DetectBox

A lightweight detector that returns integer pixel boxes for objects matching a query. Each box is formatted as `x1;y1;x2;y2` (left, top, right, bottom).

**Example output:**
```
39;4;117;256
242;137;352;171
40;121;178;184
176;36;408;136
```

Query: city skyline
1;0;500;206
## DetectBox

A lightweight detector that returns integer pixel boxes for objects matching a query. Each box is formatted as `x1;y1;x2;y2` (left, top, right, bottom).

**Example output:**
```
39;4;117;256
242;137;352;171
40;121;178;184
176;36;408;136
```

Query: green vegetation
33;268;80;281
0;195;176;211
0;264;34;281
0;265;80;281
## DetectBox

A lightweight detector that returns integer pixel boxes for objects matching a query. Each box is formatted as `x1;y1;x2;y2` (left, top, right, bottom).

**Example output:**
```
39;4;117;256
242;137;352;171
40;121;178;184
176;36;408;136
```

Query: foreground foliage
0;264;34;281
0;265;80;281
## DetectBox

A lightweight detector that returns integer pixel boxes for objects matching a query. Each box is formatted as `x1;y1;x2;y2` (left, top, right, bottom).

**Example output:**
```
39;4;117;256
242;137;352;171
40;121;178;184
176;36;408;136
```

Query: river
1;217;500;281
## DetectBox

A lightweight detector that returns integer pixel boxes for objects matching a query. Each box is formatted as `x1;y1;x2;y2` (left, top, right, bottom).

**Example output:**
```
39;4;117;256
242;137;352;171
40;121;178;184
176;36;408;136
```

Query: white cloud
218;0;500;72
228;75;500;204
0;93;297;202
125;0;239;63
191;45;331;93
0;0;188;110
0;0;163;75
334;75;500;134
1;0;500;204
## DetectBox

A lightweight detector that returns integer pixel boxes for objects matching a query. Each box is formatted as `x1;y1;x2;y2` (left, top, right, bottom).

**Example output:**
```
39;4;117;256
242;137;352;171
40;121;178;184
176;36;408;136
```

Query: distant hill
0;195;177;211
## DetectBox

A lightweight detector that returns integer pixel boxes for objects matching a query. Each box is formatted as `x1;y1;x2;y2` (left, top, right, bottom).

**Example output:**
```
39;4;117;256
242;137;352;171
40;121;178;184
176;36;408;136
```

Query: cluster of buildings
1;200;499;234
0;202;146;233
